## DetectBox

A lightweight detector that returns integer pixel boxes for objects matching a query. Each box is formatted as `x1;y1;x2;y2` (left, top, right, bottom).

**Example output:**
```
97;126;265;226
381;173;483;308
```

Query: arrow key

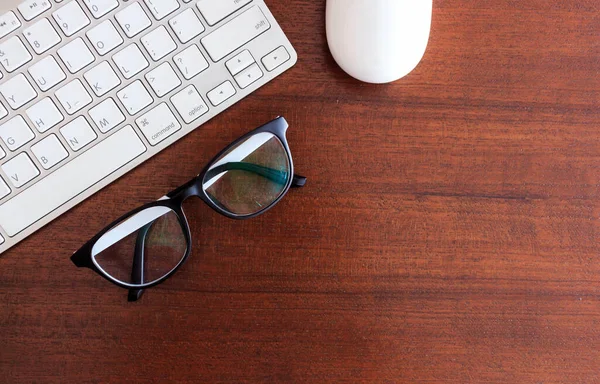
234;63;263;89
262;46;291;72
207;81;236;107
226;50;254;76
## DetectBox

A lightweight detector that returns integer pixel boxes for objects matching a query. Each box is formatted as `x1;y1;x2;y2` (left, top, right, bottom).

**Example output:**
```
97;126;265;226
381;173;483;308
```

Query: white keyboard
0;0;297;254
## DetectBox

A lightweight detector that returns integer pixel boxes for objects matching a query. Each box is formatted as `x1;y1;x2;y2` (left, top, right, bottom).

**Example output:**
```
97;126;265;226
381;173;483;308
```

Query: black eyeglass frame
70;117;306;296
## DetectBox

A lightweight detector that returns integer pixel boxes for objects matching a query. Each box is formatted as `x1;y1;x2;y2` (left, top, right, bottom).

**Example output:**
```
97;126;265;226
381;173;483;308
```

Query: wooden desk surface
2;1;600;383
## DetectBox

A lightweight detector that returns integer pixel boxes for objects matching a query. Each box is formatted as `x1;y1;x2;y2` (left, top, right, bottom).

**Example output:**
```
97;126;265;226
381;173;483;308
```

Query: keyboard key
82;0;118;19
28;56;66;91
23;18;61;54
55;79;93;115
25;97;63;133
86;20;123;56
201;6;271;62
0;147;5;160
262;46;290;71
169;8;205;44
171;85;209;124
58;37;95;73
0;126;146;237
117;80;153;115
18;0;52;21
196;0;252;26
0;103;7;120
2;153;40;188
141;26;177;61
0;116;35;151
0;74;37;109
115;2;152;38
84;61;121;97
234;63;263;89
31;134;68;170
173;45;209;80
145;63;181;97
136;103;181;146
52;1;90;37
226;50;254;75
144;0;179;21
0;12;22;39
113;44;149;79
207;81;236;106
59;116;97;151
0;178;10;199
88;98;125;133
0;37;33;73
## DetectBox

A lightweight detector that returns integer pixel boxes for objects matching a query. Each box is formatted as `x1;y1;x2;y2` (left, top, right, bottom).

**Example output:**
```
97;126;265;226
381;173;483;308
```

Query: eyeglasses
71;117;306;301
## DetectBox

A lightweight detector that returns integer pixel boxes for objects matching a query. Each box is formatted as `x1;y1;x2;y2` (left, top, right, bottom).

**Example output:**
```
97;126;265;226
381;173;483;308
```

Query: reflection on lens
202;132;290;216
91;207;187;286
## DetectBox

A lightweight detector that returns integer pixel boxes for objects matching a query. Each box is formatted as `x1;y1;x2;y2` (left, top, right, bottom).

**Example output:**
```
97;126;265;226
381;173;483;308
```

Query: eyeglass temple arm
204;162;306;188
166;163;305;199
292;174;307;188
128;222;153;302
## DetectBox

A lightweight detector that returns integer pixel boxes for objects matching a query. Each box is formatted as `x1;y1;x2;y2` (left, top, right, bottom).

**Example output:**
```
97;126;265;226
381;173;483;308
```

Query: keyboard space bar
0;126;146;237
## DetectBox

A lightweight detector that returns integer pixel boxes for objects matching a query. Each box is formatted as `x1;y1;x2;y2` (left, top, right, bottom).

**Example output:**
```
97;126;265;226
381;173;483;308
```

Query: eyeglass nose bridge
165;176;204;202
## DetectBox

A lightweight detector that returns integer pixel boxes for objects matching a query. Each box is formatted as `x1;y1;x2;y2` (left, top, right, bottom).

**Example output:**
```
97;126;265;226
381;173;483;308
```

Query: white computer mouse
326;0;433;84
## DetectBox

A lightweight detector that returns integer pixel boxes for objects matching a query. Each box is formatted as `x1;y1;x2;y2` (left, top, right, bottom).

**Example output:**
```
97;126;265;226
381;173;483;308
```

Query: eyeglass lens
202;132;291;216
91;207;188;286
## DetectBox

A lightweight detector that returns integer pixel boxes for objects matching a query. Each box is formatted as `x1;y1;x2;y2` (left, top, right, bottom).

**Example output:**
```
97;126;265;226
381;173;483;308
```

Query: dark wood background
3;0;600;382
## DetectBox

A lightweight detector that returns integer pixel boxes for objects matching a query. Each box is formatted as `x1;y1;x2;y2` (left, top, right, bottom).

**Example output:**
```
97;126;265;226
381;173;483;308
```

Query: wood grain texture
2;0;600;382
